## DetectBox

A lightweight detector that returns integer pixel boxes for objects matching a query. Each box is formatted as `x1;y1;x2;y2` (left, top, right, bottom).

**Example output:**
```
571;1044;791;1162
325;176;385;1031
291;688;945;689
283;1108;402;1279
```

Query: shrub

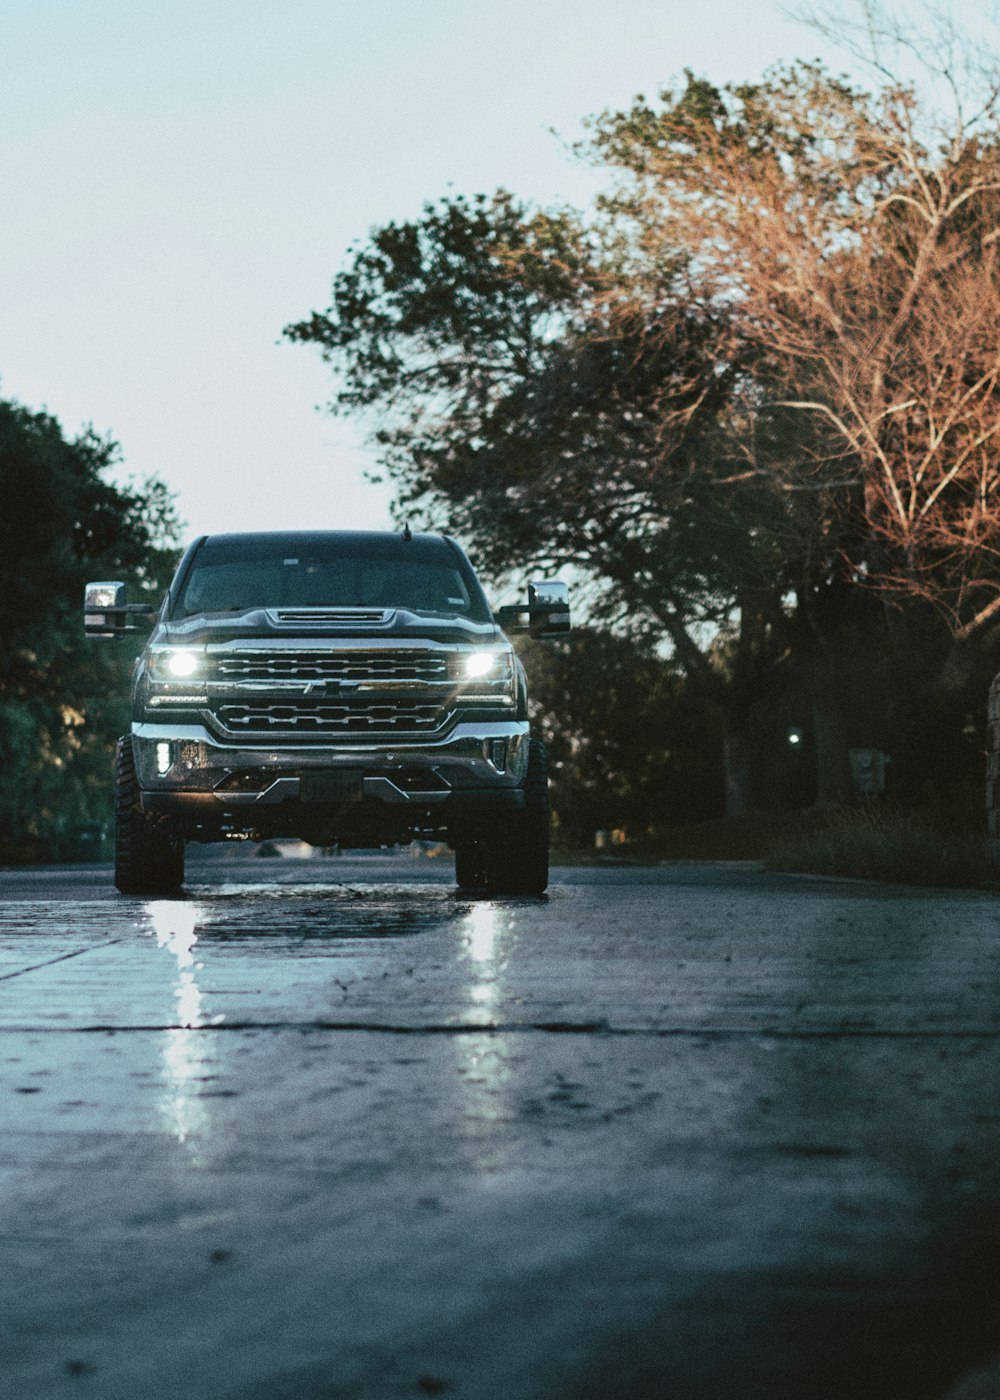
765;809;995;889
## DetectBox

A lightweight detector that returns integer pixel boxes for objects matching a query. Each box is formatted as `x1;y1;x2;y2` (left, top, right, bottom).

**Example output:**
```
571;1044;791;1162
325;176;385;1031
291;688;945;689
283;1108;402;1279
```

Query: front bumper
132;719;529;820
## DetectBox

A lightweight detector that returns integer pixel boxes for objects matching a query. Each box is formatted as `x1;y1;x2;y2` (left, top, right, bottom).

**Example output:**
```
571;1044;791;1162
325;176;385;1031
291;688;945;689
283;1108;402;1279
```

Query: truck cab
85;530;568;896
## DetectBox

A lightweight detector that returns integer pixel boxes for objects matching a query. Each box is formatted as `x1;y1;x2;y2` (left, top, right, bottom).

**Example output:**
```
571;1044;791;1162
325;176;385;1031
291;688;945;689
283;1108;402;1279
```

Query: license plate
301;771;364;803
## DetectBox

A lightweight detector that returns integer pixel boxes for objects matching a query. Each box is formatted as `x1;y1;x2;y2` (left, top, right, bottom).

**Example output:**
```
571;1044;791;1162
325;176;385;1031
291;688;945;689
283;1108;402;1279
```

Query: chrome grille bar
216;701;445;733
215;652;451;682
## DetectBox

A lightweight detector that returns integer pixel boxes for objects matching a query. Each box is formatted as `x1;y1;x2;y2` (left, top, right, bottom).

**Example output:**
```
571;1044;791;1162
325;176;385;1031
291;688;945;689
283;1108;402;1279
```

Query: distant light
788;726;804;746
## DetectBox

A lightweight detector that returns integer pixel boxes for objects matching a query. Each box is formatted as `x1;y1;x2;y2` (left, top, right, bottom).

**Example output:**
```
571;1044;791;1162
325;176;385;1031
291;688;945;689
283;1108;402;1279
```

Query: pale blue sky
0;1;984;539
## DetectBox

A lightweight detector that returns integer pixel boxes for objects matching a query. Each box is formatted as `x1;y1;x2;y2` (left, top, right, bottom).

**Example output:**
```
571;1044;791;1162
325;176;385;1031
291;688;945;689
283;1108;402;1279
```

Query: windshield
173;534;491;621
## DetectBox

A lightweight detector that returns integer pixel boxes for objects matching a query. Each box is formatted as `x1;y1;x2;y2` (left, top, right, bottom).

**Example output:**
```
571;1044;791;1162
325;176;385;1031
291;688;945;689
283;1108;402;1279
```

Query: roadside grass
763;809;996;889
560;799;998;890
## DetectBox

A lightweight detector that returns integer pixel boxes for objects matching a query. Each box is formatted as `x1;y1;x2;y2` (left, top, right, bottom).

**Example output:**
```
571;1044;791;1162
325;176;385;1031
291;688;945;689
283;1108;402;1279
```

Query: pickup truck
84;530;569;896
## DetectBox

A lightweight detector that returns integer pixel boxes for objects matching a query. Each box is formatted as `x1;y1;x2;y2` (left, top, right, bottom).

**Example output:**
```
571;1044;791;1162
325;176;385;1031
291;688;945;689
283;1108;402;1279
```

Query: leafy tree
286;189;849;809
288;12;1000;816
0;398;180;860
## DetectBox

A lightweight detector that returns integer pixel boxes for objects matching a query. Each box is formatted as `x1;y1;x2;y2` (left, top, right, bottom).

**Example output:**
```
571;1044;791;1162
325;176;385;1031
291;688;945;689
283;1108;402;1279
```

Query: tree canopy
0;398;180;859
288;17;1000;816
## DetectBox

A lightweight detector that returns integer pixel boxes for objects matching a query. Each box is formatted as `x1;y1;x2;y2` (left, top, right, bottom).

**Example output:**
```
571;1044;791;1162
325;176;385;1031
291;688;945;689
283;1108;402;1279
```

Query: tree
589;31;1000;648
288;13;1000;815
287;187;854;810
0;398;180;859
285;191;754;641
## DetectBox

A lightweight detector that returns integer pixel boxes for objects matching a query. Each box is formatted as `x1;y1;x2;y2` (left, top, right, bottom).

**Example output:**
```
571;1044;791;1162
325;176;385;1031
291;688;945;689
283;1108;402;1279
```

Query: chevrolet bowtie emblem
304;679;360;696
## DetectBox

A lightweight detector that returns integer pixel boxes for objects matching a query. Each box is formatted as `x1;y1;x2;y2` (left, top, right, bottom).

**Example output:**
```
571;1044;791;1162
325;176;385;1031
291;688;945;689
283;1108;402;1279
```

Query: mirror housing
495;579;570;638
84;581;157;637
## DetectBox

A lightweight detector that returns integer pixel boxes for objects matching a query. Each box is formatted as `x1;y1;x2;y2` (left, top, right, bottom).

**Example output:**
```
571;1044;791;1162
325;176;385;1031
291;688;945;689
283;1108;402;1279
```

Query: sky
0;0;986;545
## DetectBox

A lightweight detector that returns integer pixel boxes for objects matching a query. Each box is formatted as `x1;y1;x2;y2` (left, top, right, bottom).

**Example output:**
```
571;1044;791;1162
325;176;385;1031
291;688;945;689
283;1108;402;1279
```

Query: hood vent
267;608;395;626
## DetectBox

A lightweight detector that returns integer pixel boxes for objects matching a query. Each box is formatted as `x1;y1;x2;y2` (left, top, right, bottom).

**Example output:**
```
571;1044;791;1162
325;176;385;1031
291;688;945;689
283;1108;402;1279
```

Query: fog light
490;739;507;772
155;742;172;775
177;740;207;769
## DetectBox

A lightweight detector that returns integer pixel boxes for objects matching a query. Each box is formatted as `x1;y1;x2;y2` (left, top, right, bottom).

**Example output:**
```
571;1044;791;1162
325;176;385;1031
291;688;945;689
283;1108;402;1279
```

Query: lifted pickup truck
85;530;569;896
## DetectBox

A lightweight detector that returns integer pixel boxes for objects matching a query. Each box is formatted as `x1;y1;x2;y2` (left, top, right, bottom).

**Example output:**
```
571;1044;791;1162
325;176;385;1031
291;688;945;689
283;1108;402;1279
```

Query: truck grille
214;651;452;682
215;700;446;734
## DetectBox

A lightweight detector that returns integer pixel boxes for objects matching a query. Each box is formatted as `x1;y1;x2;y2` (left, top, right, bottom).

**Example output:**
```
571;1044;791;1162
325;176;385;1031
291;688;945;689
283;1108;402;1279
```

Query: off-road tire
487;738;549;896
454;840;488;890
114;736;184;895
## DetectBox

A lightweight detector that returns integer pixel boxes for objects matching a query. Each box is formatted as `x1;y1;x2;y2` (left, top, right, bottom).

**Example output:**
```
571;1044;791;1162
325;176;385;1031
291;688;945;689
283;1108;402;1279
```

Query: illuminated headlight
155;742;172;775
459;646;515;703
167;650;200;678
148;647;205;682
465;651;498;679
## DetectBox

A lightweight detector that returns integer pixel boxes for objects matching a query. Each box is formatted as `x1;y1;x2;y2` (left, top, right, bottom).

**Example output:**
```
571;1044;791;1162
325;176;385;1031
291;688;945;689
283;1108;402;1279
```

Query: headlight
465;651;497;679
458;647;515;704
147;647;206;683
167;650;200;678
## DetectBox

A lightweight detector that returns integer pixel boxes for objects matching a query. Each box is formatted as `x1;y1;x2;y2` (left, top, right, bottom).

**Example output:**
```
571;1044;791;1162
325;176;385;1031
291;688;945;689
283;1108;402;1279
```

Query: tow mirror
495;579;570;638
84;581;158;637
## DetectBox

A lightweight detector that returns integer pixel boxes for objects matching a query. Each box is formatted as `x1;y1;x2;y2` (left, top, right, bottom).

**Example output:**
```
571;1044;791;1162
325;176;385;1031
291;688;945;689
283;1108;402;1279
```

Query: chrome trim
183;637;517;739
131;720;530;791
213;698;446;736
266;607;394;626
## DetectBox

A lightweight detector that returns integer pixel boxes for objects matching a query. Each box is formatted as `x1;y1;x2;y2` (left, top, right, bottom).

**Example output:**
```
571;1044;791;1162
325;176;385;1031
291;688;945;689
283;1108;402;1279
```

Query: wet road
1;853;1000;1399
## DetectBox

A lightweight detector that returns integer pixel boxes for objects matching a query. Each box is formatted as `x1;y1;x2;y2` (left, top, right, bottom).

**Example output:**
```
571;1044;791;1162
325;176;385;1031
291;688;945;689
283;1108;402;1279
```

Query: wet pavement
1;853;999;1399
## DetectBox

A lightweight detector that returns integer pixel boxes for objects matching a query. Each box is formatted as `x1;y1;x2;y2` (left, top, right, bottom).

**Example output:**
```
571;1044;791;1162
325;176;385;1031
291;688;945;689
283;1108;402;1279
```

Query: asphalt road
1;852;1000;1400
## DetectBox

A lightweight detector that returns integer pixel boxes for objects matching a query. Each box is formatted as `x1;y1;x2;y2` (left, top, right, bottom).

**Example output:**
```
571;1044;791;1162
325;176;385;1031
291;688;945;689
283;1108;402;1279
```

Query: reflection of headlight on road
167;650;200;678
465;652;496;678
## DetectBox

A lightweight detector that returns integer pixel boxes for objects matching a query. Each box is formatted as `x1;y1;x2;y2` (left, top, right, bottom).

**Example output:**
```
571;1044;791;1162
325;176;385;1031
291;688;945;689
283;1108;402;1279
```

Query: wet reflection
454;901;517;1174
465;901;499;963
463;900;503;1019
147;901;203;1026
145;900;215;1151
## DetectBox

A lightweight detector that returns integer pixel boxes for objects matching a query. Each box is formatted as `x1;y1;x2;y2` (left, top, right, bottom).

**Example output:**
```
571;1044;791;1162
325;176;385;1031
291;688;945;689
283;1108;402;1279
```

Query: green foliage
0;398;180;862
286;191;596;417
286;188;790;676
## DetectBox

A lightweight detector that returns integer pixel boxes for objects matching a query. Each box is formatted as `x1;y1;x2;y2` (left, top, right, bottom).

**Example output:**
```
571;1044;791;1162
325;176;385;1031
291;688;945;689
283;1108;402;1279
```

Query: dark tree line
0;397;179;861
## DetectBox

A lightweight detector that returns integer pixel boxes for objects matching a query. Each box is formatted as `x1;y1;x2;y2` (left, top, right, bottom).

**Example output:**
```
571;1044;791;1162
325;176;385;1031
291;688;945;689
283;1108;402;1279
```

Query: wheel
487;738;550;895
114;736;184;895
454;840;487;890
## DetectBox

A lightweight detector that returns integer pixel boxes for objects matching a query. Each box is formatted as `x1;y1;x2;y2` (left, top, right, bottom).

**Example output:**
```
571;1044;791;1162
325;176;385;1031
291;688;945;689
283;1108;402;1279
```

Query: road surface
0;852;999;1399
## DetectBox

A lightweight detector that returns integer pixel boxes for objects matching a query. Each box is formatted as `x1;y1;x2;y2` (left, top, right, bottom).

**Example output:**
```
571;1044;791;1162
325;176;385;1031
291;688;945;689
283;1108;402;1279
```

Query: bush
765;808;995;889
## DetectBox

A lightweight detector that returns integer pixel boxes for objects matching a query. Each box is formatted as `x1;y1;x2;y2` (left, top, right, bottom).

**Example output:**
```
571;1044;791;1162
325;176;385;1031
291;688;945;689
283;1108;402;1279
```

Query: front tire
488;738;550;896
454;840;487;890
114;736;184;895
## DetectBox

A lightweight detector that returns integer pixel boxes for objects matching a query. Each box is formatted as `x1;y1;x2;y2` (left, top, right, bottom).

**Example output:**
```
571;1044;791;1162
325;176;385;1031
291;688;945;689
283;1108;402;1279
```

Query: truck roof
198;530;456;558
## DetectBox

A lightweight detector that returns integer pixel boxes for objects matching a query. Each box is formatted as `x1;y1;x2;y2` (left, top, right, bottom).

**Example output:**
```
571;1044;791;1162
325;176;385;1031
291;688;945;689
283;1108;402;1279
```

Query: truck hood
155;607;503;647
